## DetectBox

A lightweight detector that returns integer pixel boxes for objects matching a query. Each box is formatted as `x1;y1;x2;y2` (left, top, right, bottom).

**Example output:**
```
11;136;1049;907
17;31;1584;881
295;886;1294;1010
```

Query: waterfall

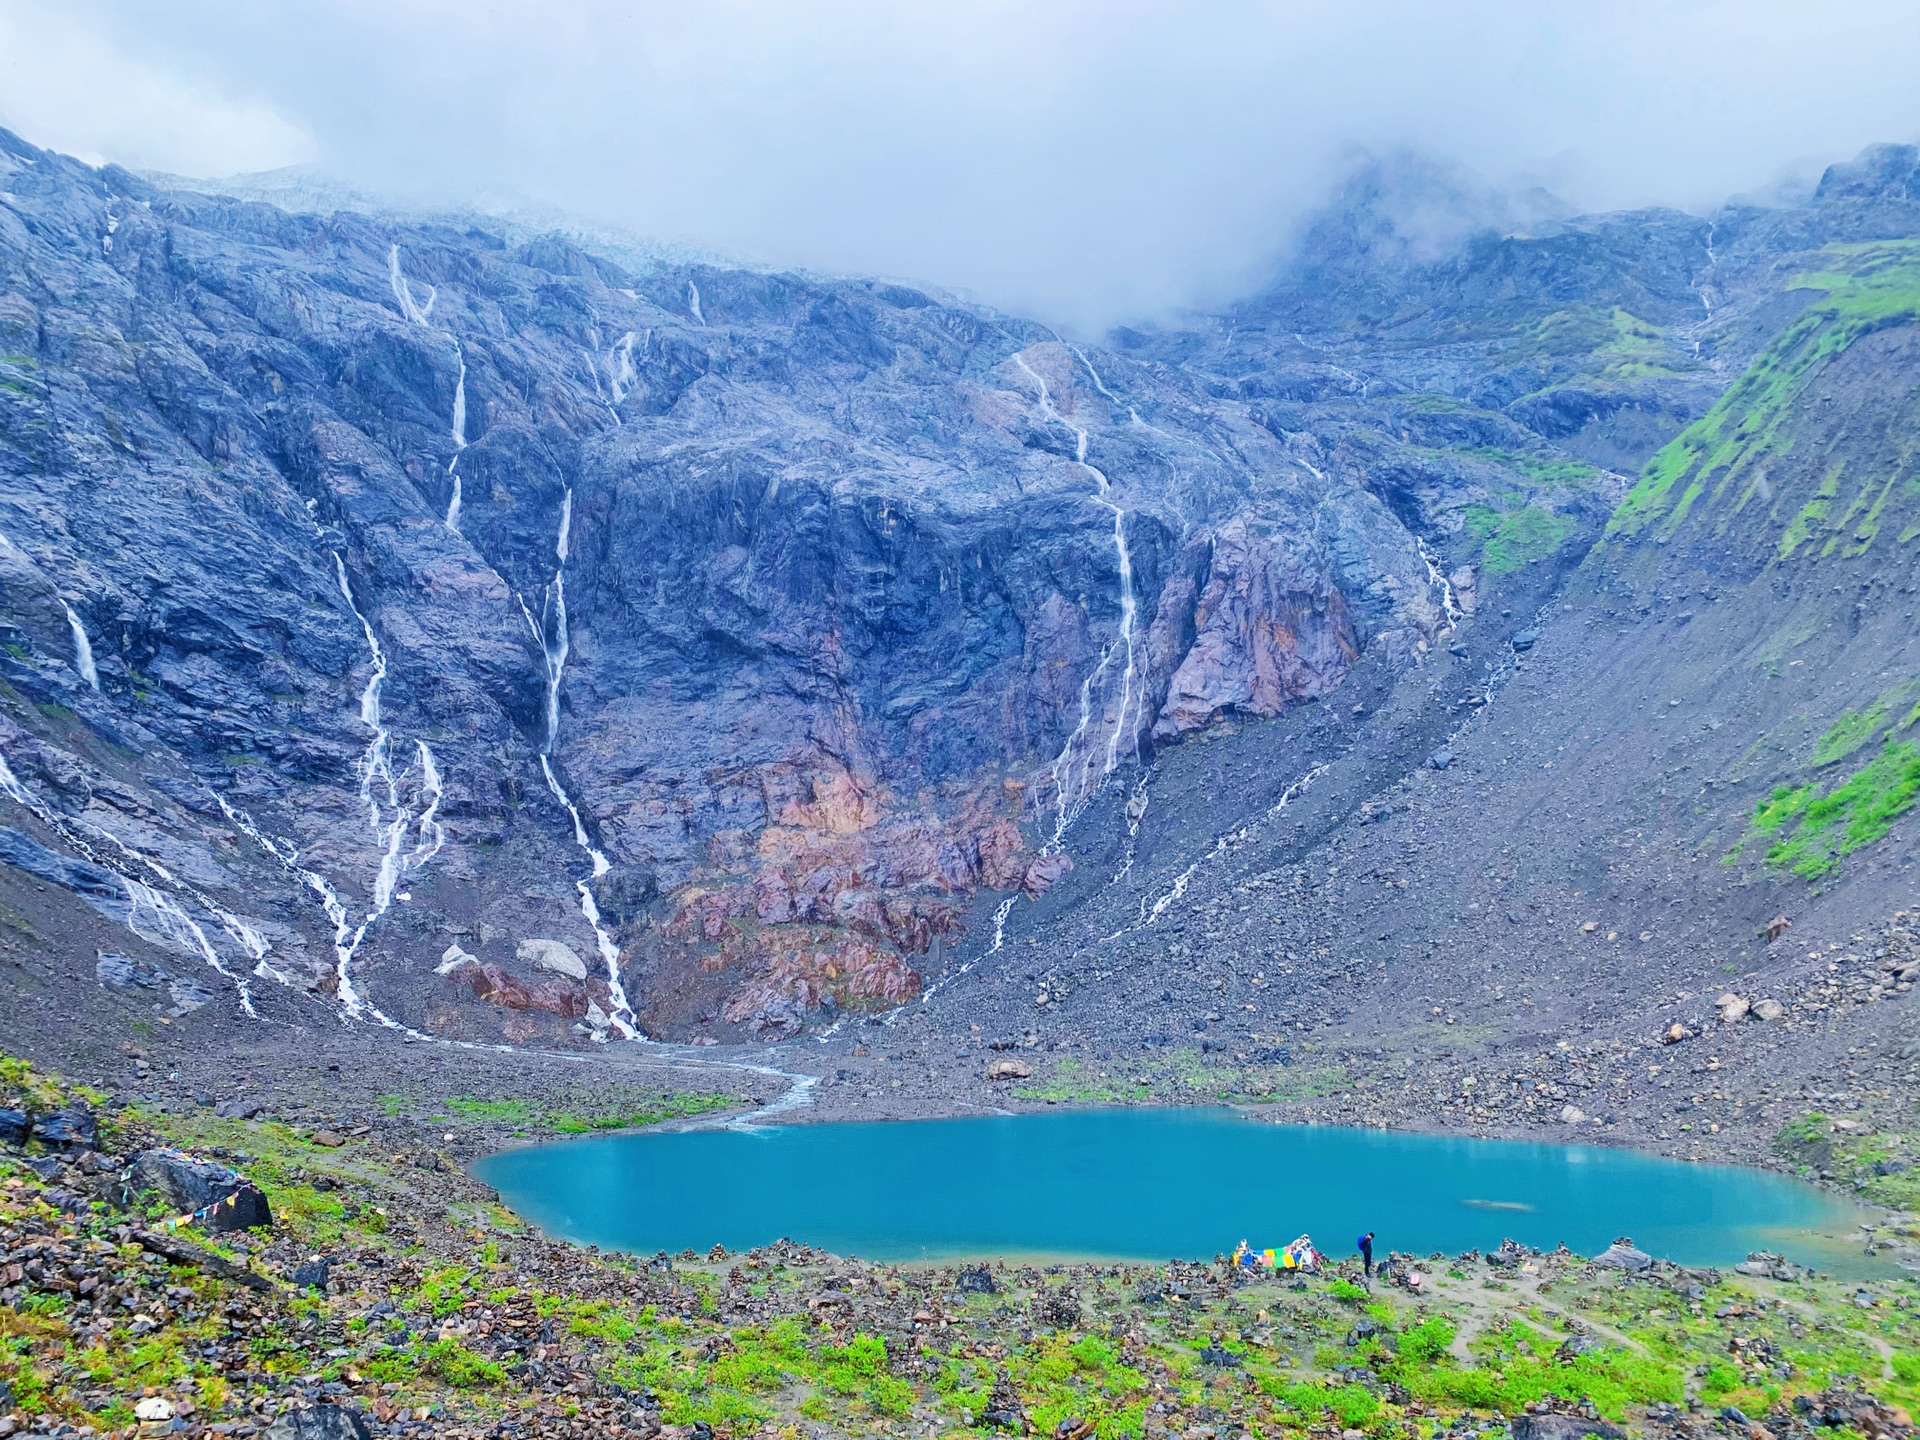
687;280;706;326
387;244;435;325
445;342;467;533
1015;352;1141;839
0;754;261;1016
328;555;448;1022
1118;764;1329;937
390;244;471;532
1071;345;1122;407
609;331;637;405
581;348;622;427
1691;222;1720;358
450;343;468;450
1416;537;1462;633
62;602;98;690
525;488;640;1041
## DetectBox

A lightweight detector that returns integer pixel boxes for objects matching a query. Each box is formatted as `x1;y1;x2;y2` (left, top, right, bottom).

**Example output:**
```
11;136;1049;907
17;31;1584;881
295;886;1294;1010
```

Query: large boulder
263;1406;373;1440
31;1106;98;1152
97;951;215;1014
1590;1238;1652;1272
0;1109;29;1144
516;938;588;981
126;1148;272;1229
1512;1417;1625;1440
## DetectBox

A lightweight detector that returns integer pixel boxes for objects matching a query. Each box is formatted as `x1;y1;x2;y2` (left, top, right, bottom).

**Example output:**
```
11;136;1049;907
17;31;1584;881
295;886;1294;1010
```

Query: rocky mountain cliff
0;127;1915;1104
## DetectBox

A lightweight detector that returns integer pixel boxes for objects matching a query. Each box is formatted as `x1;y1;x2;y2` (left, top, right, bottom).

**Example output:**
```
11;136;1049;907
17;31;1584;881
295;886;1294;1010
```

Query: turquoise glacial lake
473;1107;1868;1271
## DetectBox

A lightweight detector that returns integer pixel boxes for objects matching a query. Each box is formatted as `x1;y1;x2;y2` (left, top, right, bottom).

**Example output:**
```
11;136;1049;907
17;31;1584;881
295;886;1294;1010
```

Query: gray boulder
126;1147;271;1228
97;951;215;1014
1590;1238;1652;1272
31;1106;98;1152
263;1406;373;1440
1512;1417;1624;1440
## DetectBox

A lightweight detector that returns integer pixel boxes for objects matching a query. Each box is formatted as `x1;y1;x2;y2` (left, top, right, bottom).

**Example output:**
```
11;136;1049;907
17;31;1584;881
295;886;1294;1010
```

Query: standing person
1357;1231;1375;1277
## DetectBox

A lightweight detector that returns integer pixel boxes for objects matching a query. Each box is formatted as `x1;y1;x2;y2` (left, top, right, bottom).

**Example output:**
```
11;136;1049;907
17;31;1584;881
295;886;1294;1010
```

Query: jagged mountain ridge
0;127;1912;1073
0;124;1557;1050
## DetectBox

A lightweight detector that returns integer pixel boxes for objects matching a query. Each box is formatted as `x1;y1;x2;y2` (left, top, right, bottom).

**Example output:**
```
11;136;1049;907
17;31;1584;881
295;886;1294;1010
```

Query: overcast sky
3;1;1917;330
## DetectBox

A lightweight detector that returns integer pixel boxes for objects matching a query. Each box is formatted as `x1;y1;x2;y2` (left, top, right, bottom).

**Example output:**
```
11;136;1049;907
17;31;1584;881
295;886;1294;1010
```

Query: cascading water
388;244;435;325
0;754;262;1016
389;245;470;533
62;602;98;690
609;331;637;404
329;554;448;1023
1109;767;1155;886
1071;345;1122;408
525;487;640;1041
1015;353;1141;841
444;342;467;533
686;280;706;326
1690;221;1721;359
1124;764;1328;935
1416;537;1462;633
581;348;622;428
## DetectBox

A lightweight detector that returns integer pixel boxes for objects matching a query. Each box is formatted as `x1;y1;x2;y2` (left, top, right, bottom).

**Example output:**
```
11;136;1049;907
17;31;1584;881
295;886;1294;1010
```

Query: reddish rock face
645;768;1068;1036
1152;518;1358;740
447;960;591;1020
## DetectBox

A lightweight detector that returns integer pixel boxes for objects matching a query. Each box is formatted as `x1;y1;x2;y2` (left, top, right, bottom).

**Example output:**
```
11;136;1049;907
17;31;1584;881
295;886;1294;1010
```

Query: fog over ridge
2;0;1917;331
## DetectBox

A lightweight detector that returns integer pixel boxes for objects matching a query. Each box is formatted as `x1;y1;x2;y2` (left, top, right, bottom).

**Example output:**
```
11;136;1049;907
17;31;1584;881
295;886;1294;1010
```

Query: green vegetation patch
1465;447;1603;487
1813;679;1920;767
1750;737;1920;879
1499;307;1689;382
1465;504;1579;573
384;1089;734;1134
1016;1050;1346;1105
1609;241;1920;549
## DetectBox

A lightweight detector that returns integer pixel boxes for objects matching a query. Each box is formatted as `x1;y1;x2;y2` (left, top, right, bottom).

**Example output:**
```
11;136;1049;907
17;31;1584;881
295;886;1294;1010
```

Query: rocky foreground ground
2;1051;1918;1440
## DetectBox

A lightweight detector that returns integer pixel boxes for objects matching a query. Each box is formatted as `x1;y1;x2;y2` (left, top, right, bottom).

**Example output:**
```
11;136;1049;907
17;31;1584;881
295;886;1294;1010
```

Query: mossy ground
1464;505;1579;574
1607;242;1920;553
1737;680;1920;880
1013;1050;1346;1106
4;1054;1918;1438
374;1087;734;1137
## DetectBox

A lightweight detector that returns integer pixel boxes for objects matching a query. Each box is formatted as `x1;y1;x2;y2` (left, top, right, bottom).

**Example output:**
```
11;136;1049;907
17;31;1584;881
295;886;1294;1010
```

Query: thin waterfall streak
1416;537;1462;633
535;491;639;1040
1119;764;1329;937
328;556;446;1022
62;602;98;690
0;754;260;1016
333;555;397;816
1099;501;1139;776
687;280;705;326
581;348;621;426
450;342;468;448
1015;351;1142;824
387;244;435;325
445;344;467;536
1109;767;1155;887
1071;345;1121;406
609;331;636;404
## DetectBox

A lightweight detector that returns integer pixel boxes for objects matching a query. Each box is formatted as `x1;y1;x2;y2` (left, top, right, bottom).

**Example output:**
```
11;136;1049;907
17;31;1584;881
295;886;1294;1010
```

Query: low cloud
3;0;1917;331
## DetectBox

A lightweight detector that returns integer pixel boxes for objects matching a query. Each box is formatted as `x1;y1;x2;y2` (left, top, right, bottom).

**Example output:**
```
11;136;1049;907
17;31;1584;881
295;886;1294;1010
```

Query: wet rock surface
0;126;1913;1276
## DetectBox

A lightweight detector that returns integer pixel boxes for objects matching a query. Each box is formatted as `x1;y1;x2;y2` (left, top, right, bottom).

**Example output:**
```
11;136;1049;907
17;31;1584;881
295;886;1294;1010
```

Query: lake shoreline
471;1104;1893;1280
